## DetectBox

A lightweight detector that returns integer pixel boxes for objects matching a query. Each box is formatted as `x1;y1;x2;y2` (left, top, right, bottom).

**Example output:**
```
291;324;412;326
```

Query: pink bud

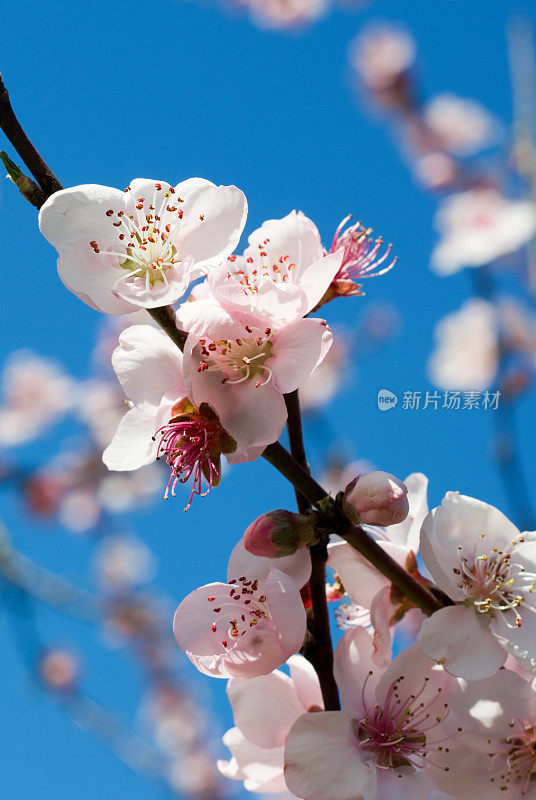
344;471;409;526
244;510;316;558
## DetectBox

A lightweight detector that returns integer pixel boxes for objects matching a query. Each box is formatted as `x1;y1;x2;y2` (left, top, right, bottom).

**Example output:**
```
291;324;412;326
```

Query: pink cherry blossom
38;178;247;313
173;540;309;679
182;309;333;461
427;668;536;800
431;188;536;276
102;324;236;509
418;492;536;679
178;210;343;330
218;655;323;793
284;629;456;800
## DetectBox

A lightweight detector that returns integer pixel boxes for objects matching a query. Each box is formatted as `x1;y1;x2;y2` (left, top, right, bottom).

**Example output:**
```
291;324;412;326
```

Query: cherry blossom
102;324;237;508
431;188;536;276
418;492;536;679
423;94;498;157
182;309;333;461
350;25;416;108
218;655;323;793
38;178;247;313
0;351;76;446
284;629;456;800
343;470;409;526
427;668;536;800
173;537;309;679
178;210;343;330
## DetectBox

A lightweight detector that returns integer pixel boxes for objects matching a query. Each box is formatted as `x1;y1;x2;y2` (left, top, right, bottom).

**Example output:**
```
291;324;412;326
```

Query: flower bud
244;510;317;558
343;471;409;526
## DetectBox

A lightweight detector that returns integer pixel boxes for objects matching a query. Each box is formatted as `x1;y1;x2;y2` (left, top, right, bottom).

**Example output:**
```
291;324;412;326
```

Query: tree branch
0;73;62;198
262;440;444;617
284;390;341;711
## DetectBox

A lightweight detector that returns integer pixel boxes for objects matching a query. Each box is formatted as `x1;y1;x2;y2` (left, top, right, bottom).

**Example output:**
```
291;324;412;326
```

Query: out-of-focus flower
77;378;130;449
428;299;498;391
218;655;323;793
413;151;459;190
350;24;416;108
38;649;78;693
343;470;409;526
93;535;156;592
0;351;76;446
423;94;498;157
418;492;536;679
429;298;536;392
247;0;327;29
431;188;536;275
39;179;247;313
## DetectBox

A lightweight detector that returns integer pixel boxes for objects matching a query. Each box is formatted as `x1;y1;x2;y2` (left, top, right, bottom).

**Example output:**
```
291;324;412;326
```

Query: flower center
197;327;274;388
354;673;454;770
206;578;269;650
487;722;536;795
226;238;296;294
452;535;536;627
152;400;235;510
89;184;188;293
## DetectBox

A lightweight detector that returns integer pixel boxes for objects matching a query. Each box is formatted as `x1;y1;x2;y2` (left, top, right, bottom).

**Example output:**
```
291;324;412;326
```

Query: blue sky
1;0;536;798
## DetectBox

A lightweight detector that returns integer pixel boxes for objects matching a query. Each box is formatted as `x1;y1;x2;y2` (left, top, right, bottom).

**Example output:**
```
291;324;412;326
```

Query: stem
263;441;444;617
0;73;62;198
284;391;340;711
147;307;188;352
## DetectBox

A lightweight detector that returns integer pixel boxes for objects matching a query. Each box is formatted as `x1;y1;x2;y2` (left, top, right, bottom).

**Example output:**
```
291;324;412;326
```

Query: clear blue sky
1;0;535;798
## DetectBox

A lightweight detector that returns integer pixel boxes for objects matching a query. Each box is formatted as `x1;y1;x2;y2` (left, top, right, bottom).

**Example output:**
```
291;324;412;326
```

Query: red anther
169;187;175;193
228;255;236;261
136;204;143;210
199;214;205;221
198;361;209;372
207;596;215;602
105;209;114;216
155;183;162;190
264;328;271;335
213;607;221;613
222;640;228;648
247;257;254;263
211;623;217;632
255;381;261;388
113;221;122;227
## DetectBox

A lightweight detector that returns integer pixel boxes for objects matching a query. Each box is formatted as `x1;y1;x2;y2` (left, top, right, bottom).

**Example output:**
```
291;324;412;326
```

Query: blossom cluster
34;174;536;800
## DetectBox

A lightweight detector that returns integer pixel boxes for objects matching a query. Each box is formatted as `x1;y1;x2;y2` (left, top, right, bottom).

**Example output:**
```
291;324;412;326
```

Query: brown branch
0;73;62;198
284;390;340;711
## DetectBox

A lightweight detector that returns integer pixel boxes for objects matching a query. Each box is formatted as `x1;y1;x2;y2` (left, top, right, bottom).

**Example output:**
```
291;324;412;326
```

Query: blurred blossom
429;298;536;392
319;457;375;495
77;379;130;450
168;751;220;797
299;337;348;411
247;0;327;29
94;535;156;592
358;301;401;344
38;649;78;693
431;188;536;275
423;93;498;156
428;299;498;391
0;351;76;446
413;151;459;190
350;24;416;107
